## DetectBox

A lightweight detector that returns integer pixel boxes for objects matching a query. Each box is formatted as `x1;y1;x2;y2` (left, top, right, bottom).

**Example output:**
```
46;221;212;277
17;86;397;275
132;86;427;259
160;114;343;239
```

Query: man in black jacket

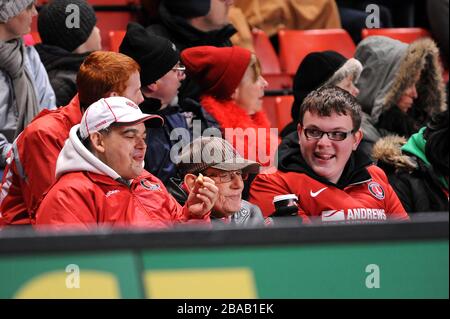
146;0;236;102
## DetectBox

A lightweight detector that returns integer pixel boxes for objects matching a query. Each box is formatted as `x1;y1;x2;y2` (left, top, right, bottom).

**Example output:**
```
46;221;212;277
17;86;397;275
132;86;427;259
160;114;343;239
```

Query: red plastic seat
252;29;281;74
361;28;431;44
109;30;126;53
278;29;356;76
275;95;294;132
262;97;279;129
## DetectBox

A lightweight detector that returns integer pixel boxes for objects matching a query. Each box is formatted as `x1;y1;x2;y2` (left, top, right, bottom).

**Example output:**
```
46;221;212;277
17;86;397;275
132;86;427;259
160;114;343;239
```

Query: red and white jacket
0;96;82;226
249;133;409;223
35;124;210;230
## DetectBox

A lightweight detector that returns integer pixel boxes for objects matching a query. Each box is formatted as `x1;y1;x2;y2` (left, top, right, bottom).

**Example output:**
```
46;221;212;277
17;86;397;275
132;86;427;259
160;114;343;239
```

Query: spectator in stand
355;36;447;158
119;22;219;185
373;110;449;213
0;51;144;226
249;86;409;224
234;0;341;51
35;96;219;230
147;0;236;102
0;0;56;179
181;45;279;169
176;136;264;227
427;0;448;68
36;0;102;106
280;51;363;138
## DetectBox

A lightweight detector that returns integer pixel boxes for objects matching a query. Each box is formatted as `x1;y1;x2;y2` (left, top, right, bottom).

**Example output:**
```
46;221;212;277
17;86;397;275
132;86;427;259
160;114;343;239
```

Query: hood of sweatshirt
355;36;446;124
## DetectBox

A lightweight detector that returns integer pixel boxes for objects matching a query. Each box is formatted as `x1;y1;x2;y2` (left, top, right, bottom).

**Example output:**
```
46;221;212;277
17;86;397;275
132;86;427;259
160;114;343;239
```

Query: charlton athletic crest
140;179;160;191
368;182;385;200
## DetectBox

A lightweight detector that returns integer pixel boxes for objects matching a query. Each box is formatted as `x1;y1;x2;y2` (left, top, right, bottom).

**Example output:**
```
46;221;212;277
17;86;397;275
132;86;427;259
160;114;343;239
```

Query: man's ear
184;173;197;192
89;132;106;154
353;129;363;151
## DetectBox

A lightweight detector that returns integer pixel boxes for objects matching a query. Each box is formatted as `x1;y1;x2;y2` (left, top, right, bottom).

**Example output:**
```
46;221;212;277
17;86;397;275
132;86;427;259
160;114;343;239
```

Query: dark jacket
373;133;449;213
144;100;219;185
354;36;446;158
35;44;89;107
146;2;236;102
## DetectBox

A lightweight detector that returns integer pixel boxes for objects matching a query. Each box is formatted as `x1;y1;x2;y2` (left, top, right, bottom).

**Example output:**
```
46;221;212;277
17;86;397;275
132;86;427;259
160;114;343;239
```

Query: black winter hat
162;0;211;19
38;0;97;52
119;22;180;86
291;51;347;121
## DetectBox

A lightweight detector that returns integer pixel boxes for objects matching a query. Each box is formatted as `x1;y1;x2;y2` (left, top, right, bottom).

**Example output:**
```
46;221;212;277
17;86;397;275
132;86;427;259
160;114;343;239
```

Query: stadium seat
262;97;279;129
361;28;431;43
252;29;281;74
278;29;356;76
252;29;293;91
109;30;126;52
275;95;294;132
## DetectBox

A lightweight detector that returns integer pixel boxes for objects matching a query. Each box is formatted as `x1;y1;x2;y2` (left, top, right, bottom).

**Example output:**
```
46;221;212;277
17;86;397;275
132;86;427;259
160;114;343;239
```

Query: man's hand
186;174;219;217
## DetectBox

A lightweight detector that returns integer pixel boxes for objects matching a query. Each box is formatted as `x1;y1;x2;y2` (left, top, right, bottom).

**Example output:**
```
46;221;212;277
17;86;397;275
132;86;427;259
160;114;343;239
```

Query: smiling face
204;167;244;217
233;57;268;115
95;123;147;180
298;111;362;184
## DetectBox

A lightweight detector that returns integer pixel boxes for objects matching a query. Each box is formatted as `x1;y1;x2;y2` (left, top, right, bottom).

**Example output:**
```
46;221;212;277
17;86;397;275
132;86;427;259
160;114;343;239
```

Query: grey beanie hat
0;0;34;23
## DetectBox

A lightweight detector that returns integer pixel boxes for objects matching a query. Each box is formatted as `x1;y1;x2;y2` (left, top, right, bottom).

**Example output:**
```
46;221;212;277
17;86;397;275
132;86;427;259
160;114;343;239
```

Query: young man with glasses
119;22;219;185
250;86;409;224
177;136;266;227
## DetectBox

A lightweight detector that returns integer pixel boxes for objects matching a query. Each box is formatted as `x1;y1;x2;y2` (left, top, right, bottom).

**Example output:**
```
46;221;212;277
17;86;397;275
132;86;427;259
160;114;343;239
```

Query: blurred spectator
176;136;265;226
228;5;255;52
0;0;56;178
249;86;409;223
36;0;102;106
35;97;219;230
281;51;363;138
427;0;449;68
373;110;449;213
119;22;218;185
147;0;236;102
0;51;144;226
181;45;279;168
234;0;341;51
354;36;446;158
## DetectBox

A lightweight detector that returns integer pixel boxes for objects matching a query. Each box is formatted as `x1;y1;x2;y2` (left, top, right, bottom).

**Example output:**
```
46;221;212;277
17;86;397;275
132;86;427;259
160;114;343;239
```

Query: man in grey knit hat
0;0;56;179
177;136;266;227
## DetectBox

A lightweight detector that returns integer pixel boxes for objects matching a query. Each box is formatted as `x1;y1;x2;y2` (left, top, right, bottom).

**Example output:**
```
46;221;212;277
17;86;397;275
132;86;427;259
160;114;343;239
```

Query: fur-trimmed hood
355;36;447;123
372;135;417;170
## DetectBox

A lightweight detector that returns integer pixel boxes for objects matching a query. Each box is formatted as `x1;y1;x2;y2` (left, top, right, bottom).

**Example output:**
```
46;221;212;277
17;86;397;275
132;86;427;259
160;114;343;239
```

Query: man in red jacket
0;51;144;226
249;86;409;224
35;96;218;230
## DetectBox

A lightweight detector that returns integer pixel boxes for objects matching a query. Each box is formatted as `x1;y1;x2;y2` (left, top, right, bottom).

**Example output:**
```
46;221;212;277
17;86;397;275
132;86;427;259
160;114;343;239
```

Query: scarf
0;39;39;139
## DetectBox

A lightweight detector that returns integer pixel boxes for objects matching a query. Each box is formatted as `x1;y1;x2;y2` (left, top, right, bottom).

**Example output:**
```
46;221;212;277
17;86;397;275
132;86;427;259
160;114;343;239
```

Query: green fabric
402;127;448;190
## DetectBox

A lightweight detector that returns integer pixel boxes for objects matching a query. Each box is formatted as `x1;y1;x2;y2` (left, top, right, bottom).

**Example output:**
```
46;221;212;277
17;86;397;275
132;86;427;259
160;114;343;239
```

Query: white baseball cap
79;96;163;139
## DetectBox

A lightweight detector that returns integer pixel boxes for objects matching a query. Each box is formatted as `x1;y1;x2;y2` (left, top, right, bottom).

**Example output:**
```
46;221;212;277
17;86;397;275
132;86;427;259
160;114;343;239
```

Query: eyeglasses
205;170;249;184
172;64;186;74
303;128;354;141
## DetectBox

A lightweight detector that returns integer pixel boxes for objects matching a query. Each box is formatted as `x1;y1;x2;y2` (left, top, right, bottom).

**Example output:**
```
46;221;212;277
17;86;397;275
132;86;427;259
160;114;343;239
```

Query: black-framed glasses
172;64;186;73
205;170;249;184
303;128;354;141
